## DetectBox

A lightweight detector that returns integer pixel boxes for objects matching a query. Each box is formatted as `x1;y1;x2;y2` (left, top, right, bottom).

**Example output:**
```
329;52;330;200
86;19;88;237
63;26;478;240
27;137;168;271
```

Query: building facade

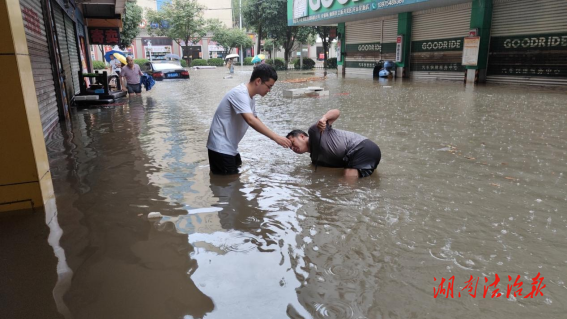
92;0;235;62
288;0;567;86
2;0;125;212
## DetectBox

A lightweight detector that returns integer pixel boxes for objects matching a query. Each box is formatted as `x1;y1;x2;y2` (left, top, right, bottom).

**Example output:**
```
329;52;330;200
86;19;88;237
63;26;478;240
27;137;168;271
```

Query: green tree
146;0;208;64
211;25;254;56
313;26;336;68
263;38;280;58
254;0;315;65
120;2;143;50
242;0;267;54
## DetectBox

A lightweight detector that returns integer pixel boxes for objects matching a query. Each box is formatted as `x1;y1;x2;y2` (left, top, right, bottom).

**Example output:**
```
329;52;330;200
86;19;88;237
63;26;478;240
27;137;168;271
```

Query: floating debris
148;212;163;218
281;76;326;83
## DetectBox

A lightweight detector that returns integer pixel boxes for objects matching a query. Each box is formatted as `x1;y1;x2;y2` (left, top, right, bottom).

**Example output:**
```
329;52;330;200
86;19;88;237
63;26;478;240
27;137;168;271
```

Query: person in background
227;58;234;74
109;55;120;76
207;64;291;175
120;56;143;97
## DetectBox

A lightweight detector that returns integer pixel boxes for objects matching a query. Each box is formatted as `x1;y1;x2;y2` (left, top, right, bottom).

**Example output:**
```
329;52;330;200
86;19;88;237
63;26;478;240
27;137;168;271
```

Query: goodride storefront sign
289;0;429;25
411;37;464;52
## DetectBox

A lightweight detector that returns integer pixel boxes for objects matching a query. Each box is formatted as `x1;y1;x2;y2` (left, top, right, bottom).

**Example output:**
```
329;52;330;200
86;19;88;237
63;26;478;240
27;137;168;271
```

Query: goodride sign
289;0;426;25
491;33;567;51
411;37;464;52
308;0;363;11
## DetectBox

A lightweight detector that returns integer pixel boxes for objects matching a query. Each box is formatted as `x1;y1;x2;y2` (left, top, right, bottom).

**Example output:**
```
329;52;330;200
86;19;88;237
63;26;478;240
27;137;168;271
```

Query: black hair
250;64;278;83
286;130;308;139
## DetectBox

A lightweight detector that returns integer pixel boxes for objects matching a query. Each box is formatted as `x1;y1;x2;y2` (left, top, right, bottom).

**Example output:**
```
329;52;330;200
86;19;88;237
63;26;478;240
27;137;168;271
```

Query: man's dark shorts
127;83;142;94
345;139;381;178
208;149;242;175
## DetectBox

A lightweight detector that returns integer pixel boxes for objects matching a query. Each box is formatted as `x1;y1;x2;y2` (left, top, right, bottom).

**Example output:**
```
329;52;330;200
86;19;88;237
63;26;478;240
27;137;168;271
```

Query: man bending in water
286;109;381;178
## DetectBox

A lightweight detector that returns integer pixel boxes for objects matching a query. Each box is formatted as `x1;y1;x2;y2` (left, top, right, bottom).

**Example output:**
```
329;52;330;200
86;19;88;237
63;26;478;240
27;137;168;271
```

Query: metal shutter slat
382;19;399;43
54;7;74;105
412;7;471;41
20;0;59;136
65;15;80;95
491;0;567;36
346;20;382;44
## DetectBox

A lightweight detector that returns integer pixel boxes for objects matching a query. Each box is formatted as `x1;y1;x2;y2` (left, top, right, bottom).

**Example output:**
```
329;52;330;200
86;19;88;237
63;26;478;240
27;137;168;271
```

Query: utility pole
239;0;243;67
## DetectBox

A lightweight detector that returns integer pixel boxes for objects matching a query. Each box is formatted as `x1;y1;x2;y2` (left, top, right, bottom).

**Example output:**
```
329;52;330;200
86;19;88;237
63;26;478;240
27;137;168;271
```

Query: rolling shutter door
381;18;399;62
345;16;397;77
19;0;59;136
487;0;567;86
411;3;471;81
53;6;74;105
65;15;81;94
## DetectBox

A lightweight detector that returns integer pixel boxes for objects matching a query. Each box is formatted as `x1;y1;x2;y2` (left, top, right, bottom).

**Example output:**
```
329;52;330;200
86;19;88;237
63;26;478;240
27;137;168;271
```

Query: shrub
180;59;188;67
293;57;315;70
265;58;286;70
133;59;149;69
244;57;253;65
273;58;286;70
207;58;224;66
191;59;207;67
92;61;106;70
326;58;337;69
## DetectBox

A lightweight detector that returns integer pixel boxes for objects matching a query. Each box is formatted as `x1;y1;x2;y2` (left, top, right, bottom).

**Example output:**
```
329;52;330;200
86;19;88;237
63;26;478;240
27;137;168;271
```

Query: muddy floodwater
37;68;567;318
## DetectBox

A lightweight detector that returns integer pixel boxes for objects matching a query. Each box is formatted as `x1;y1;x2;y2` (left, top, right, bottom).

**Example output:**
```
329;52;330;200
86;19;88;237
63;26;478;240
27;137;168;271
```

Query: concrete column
202;38;209;60
467;0;493;84
0;0;55;213
396;12;412;79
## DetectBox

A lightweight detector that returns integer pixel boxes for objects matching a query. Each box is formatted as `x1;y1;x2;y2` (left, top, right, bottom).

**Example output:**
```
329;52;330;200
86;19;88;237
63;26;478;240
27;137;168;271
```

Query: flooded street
44;68;567;318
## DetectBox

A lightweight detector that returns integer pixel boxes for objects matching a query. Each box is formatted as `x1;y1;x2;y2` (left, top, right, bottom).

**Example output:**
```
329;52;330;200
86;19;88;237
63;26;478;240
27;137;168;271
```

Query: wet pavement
3;67;567;318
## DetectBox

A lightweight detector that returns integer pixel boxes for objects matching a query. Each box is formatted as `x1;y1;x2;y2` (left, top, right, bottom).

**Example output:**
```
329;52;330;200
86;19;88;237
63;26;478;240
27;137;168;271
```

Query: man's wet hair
250;64;278;83
286;130;308;139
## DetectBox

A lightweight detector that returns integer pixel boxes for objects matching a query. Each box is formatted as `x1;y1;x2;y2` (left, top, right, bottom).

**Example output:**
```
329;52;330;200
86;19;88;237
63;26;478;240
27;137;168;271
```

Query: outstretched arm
317;109;340;131
241;113;292;148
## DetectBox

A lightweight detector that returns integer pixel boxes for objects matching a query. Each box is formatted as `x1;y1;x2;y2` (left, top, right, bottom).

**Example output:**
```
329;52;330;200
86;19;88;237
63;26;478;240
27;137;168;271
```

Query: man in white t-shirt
207;64;291;174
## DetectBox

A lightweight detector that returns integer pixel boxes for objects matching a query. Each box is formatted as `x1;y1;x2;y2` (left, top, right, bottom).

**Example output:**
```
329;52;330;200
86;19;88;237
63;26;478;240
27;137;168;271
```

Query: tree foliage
245;0;315;65
241;0;267;52
146;0;208;62
313;26;337;68
120;1;143;50
210;24;254;56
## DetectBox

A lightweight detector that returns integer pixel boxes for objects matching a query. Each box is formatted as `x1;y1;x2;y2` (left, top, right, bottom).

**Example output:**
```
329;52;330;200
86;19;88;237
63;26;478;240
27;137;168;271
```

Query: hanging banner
462;36;480;66
395;35;403;62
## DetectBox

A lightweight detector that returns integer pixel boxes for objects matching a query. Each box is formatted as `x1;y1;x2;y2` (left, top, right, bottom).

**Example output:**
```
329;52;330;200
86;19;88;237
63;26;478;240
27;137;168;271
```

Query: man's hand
273;135;292;148
317;117;328;132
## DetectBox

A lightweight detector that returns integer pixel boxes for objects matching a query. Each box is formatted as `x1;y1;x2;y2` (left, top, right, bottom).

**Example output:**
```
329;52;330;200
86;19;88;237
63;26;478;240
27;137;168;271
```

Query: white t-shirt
207;83;256;155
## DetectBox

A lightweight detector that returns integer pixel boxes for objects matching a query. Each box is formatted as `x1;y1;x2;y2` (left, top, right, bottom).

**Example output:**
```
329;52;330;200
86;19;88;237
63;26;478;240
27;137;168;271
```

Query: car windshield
152;63;182;71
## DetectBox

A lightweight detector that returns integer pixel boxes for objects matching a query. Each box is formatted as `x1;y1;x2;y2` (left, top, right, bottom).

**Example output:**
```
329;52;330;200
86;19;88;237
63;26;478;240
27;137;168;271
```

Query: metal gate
19;0;59;136
487;0;567;86
411;2;472;81
345;16;398;77
52;5;75;106
65;15;81;94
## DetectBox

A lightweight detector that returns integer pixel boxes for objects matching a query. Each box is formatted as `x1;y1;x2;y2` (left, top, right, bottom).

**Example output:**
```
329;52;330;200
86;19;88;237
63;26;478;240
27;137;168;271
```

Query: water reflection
42;68;567;318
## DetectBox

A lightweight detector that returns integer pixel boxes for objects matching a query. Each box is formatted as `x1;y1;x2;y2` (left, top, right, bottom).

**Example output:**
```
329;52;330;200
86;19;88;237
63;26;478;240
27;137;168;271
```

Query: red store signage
88;27;120;45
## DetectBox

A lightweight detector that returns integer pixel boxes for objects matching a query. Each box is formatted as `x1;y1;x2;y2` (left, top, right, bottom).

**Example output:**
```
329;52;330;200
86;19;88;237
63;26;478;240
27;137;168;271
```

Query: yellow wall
0;0;55;213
